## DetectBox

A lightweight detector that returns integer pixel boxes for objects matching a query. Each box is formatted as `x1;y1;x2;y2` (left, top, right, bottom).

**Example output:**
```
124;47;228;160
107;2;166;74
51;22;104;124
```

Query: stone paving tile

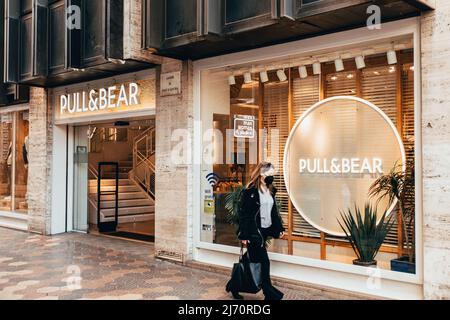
0;227;358;300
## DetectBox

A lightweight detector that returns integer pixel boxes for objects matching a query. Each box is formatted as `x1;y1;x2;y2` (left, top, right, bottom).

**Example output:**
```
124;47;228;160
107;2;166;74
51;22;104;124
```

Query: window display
0;111;29;214
199;40;416;273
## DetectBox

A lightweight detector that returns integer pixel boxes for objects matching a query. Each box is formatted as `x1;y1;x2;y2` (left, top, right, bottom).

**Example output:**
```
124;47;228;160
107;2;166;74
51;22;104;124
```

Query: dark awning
148;0;433;60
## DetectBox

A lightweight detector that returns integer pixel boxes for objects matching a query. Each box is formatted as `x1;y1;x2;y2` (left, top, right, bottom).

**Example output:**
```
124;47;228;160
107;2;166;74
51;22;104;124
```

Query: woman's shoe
232;292;244;300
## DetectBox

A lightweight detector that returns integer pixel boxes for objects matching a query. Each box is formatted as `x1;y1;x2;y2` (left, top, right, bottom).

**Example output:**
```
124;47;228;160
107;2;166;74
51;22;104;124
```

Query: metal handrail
130;127;156;199
88;163;99;180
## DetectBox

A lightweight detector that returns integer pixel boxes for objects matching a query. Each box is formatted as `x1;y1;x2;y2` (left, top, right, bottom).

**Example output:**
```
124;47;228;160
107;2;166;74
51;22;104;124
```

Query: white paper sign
160;72;181;96
234;115;256;139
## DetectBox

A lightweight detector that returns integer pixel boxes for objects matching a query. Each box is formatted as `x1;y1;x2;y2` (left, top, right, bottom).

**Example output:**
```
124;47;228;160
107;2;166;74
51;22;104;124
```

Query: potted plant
338;204;394;267
369;161;416;274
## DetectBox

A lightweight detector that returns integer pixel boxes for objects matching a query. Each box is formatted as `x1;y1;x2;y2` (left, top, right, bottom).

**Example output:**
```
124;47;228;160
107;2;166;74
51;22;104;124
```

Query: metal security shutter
262;81;290;229
361;66;398;126
291;75;321;237
33;0;49;77
4;0;20;83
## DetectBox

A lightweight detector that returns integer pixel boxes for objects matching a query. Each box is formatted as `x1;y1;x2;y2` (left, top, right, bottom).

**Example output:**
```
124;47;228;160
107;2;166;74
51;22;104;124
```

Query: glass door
73;126;89;232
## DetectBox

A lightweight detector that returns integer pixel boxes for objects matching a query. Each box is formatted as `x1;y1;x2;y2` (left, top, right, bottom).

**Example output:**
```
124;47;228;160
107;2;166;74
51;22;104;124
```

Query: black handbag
226;245;262;294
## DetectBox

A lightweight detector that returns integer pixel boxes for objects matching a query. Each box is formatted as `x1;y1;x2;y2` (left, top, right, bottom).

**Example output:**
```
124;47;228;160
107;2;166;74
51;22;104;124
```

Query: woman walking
228;162;285;300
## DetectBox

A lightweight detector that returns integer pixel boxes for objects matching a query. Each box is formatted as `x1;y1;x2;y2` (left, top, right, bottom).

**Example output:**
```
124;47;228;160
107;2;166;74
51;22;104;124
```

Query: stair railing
130;127;156;199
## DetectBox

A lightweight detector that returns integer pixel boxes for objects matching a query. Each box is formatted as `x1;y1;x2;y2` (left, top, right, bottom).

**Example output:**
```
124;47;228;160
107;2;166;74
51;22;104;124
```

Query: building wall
154;60;194;261
421;0;450;299
27;87;52;235
123;0;162;65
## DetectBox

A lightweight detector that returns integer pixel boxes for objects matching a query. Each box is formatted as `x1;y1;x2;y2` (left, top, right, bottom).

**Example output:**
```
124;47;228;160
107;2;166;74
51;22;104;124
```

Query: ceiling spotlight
335;58;344;72
299;66;308;79
313;62;321;75
244;72;253;84
260;70;269;83
355;56;365;70
228;74;236;86
277;69;287;82
347;73;354;79
331;76;338;81
389;66;396;73
387;50;397;65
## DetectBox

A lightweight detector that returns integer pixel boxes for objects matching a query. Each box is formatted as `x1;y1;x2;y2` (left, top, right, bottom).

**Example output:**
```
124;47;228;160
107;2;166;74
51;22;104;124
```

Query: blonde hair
246;162;276;193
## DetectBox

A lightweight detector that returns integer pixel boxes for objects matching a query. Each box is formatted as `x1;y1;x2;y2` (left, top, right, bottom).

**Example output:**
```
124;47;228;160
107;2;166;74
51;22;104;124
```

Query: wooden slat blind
262;81;290;228
291;75;321;236
361;66;398;126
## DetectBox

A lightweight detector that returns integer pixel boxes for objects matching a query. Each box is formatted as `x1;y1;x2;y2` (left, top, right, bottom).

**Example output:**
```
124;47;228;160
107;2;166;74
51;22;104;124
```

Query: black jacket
237;186;285;246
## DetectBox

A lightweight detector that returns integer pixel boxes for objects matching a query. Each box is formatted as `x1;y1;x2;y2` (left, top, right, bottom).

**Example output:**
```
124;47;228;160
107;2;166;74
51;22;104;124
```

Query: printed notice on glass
160;71;181;96
234;115;256;139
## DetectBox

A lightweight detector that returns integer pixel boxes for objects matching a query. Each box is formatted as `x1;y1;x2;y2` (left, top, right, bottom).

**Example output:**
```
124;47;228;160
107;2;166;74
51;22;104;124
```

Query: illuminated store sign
299;158;383;175
284;96;405;236
54;76;156;124
60;83;140;114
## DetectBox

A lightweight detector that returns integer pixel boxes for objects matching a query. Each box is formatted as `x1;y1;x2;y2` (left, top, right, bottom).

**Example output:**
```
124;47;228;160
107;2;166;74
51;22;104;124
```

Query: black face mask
264;176;274;186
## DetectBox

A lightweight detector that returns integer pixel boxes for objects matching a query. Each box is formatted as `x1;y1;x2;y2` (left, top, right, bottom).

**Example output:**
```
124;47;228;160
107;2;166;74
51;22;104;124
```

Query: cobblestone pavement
0;227;361;300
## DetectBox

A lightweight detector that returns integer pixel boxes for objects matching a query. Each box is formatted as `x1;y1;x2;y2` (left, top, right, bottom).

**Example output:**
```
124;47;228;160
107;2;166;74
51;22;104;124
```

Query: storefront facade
3;0;450;300
192;18;422;299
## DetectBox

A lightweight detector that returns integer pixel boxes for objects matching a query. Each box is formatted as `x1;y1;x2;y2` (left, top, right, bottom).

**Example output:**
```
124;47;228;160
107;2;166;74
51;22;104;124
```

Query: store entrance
73;118;156;242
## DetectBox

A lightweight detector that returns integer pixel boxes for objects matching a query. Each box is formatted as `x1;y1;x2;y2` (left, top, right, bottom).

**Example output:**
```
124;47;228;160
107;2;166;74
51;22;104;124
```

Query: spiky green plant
338;204;394;264
224;186;244;227
369;160;415;262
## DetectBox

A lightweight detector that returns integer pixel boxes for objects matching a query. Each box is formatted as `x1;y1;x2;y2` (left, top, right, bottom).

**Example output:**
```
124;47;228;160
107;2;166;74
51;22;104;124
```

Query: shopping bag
226;245;262;294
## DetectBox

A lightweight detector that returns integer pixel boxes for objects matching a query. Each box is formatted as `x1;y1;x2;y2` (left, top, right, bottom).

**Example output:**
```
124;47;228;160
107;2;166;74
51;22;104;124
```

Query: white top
258;188;274;229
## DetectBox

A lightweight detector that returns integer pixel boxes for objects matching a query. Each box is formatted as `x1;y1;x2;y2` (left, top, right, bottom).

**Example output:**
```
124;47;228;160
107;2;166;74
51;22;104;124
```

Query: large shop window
200;40;416;273
0;111;29;214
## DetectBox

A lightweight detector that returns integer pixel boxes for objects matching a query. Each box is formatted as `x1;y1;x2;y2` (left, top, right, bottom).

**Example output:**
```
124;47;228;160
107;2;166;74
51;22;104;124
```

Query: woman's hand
279;232;285;239
241;240;249;246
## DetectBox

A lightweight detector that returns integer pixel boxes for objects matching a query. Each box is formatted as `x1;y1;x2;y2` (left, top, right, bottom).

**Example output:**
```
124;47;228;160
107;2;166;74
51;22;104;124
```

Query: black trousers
247;228;284;300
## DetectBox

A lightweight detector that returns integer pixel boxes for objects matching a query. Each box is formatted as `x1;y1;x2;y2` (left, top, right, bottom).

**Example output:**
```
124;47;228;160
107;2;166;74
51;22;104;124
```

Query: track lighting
277;69;287;82
260;70;269;83
335;58;344;72
387;50;397;65
355;56;365;70
228;74;236;86
243;72;253;84
313;62;321;75
299;66;308;79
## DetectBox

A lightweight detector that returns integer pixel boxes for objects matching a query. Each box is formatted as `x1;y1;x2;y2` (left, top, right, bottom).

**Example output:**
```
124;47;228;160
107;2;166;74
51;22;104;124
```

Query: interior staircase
88;127;156;227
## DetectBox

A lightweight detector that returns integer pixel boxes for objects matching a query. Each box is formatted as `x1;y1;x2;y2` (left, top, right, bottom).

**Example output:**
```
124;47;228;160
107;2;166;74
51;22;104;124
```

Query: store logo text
60;83;140;115
299;158;383;175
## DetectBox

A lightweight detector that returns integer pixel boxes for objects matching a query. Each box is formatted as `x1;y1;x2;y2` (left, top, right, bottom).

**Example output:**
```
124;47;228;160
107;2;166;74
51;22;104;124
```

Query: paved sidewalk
0;227;361;300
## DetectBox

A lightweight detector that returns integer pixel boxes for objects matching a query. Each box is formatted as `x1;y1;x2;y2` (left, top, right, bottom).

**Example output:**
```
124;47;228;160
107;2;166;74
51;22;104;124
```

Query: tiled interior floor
0;227;360;300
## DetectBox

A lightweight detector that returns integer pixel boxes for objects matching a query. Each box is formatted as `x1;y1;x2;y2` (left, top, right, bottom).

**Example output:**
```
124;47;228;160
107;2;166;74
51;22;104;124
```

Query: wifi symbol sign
206;173;221;187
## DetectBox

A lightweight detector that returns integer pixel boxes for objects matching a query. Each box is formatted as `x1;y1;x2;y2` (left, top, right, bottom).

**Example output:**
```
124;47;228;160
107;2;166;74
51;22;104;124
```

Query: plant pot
391;256;416;274
353;259;377;267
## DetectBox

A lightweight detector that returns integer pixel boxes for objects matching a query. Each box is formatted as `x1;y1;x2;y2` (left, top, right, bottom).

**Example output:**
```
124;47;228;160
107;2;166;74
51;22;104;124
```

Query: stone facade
154;60;194;261
421;0;450;299
27;87;52;235
123;0;162;65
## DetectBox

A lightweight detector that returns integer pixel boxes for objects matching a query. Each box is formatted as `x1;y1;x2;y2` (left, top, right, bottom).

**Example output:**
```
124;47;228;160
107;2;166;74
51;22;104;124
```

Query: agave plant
338;204;394;266
369;160;415;263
